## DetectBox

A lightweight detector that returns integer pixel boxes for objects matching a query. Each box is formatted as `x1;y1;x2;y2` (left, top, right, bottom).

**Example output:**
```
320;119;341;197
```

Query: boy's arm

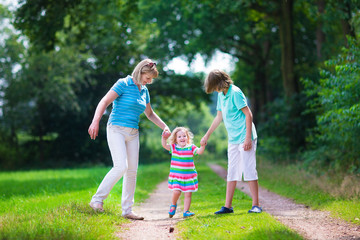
162;135;170;151
201;110;223;145
241;106;253;151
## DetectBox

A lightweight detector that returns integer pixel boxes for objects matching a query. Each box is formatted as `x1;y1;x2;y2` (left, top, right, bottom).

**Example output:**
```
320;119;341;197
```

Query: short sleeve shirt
107;75;150;129
216;84;257;144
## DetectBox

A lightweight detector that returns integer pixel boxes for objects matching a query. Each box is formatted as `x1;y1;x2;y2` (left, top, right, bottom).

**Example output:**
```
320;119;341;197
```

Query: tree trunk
278;0;298;98
316;0;326;60
341;1;356;47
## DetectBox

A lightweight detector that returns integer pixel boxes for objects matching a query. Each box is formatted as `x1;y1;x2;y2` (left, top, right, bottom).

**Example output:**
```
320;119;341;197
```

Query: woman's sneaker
248;205;262;213
122;212;144;220
214;206;234;214
89;202;104;212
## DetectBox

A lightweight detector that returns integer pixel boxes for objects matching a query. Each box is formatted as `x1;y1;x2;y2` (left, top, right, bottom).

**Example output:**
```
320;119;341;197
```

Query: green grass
2;157;358;239
0;162;169;240
176;163;303;240
256;158;360;225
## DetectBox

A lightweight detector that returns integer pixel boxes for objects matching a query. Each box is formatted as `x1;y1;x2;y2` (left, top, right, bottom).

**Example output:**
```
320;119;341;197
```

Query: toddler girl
161;127;206;218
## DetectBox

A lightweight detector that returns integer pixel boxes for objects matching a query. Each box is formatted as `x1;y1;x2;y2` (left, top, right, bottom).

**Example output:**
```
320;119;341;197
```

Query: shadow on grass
241;228;303;240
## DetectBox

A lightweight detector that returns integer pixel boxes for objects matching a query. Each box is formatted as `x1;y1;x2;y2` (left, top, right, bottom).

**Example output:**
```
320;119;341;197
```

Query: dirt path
117;164;360;240
118;180;183;240
209;163;360;240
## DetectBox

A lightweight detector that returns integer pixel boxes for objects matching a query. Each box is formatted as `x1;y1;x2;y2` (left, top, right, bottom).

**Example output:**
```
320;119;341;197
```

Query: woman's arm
144;103;170;132
241;106;253;151
200;110;223;145
88;90;118;140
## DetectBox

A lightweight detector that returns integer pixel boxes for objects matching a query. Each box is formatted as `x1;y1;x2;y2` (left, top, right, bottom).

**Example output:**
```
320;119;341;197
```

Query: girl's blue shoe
183;211;195;218
169;204;177;218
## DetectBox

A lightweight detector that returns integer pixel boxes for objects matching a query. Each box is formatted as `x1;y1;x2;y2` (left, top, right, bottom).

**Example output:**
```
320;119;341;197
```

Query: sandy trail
118;180;183;240
209;163;360;240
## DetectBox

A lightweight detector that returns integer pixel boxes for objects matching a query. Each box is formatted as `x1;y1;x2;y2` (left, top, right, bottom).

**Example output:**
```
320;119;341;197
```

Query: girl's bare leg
183;192;192;212
171;190;181;211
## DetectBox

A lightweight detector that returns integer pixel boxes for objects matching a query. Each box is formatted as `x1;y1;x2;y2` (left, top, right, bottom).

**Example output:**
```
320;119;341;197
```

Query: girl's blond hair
168;127;194;145
204;69;233;93
132;59;159;84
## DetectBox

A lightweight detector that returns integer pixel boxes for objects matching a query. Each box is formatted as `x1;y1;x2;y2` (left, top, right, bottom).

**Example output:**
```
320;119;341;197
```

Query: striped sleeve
169;144;175;154
111;78;127;96
192;144;199;156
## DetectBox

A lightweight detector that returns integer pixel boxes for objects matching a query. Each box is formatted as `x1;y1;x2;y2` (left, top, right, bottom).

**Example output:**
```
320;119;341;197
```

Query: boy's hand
243;138;252;151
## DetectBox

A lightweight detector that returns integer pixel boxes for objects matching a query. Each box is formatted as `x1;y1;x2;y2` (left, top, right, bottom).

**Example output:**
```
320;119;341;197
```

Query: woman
88;59;170;220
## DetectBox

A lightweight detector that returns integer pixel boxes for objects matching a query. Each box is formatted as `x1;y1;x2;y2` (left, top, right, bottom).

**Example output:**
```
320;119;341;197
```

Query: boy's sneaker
248;205;262;213
214;206;234;214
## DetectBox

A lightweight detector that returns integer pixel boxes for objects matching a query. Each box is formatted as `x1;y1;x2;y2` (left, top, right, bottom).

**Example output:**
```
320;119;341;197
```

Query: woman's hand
88;121;99;140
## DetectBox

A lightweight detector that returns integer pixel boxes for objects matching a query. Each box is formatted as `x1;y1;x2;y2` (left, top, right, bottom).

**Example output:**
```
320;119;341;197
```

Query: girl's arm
241;106;253;151
88;90;118;140
161;135;170;151
144;103;170;133
200;110;223;145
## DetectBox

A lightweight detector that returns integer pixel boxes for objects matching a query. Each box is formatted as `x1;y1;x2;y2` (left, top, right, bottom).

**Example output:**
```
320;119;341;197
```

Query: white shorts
227;139;258;181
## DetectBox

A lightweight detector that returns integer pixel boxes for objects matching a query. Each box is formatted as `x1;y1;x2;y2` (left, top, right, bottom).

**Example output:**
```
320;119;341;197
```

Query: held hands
162;127;171;139
200;136;208;146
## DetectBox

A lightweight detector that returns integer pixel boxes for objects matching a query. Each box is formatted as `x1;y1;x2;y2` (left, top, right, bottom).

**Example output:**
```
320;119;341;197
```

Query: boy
200;69;261;214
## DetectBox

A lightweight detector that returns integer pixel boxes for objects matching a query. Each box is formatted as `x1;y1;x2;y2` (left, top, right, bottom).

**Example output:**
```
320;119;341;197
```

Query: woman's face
140;73;154;85
176;130;188;147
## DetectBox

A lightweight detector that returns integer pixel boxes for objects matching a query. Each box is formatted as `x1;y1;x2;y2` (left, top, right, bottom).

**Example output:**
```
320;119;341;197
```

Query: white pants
91;125;139;215
227;139;258;181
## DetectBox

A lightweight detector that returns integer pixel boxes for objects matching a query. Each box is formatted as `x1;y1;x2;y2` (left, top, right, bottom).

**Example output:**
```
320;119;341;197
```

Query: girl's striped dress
168;144;198;192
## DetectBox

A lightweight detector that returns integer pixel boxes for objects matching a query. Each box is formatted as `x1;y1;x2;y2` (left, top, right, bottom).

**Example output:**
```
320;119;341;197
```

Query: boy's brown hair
204;69;233;93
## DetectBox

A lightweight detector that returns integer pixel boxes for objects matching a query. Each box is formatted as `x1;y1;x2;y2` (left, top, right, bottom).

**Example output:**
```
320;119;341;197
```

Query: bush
302;38;360;173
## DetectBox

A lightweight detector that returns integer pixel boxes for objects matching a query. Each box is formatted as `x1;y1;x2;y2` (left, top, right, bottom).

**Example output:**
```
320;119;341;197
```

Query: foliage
302;38;360;173
1;0;360;171
257;94;316;162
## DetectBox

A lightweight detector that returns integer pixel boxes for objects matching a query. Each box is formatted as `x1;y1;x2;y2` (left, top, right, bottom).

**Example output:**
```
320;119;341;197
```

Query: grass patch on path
176;163;303;240
0;162;169;240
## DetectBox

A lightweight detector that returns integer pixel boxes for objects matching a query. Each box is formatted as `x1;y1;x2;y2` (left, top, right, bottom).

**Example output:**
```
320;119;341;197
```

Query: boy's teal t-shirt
216;84;257;144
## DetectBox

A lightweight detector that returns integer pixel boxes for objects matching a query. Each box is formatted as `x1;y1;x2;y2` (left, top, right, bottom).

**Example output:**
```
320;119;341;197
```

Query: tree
140;0;281;121
302;38;360;173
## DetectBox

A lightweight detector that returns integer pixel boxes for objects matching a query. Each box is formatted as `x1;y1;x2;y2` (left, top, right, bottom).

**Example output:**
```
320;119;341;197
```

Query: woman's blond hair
168;127;194;145
204;69;233;93
132;59;159;84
